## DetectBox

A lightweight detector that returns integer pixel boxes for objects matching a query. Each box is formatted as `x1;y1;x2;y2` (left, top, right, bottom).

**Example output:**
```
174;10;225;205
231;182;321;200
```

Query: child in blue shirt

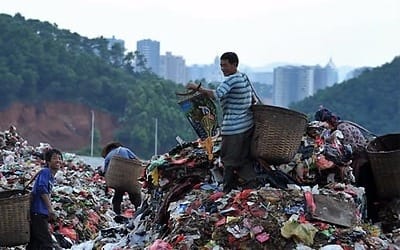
27;148;63;250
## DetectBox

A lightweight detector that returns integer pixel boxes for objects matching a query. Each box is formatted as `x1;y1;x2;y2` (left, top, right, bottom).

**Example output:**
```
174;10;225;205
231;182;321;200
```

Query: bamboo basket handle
243;73;263;105
22;170;40;192
175;83;202;96
338;120;377;139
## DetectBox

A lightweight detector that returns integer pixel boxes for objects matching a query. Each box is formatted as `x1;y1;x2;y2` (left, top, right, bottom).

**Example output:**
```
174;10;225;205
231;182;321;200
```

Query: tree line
0;13;194;158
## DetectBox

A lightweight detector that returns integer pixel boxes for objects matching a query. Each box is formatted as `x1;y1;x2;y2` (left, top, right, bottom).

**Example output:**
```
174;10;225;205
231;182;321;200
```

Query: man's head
44;148;63;171
220;52;239;76
101;141;123;158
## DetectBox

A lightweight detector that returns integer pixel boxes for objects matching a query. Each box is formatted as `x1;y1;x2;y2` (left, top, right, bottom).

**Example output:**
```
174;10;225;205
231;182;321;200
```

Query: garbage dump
1;121;400;249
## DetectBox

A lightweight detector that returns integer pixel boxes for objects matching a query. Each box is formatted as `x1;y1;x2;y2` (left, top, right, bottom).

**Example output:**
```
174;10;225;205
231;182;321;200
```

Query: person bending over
101;141;142;215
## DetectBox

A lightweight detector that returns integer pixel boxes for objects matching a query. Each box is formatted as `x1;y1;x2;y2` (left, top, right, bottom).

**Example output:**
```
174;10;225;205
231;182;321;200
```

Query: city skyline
133;38;353;86
1;0;399;68
133;38;341;108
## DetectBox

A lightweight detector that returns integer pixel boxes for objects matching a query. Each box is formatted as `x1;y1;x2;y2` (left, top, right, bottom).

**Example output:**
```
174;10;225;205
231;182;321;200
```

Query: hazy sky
2;0;400;68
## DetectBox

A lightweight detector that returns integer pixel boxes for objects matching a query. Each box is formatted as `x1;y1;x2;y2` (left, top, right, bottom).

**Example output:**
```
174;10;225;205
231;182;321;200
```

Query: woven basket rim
367;133;400;154
0;189;30;200
252;104;307;119
109;155;143;164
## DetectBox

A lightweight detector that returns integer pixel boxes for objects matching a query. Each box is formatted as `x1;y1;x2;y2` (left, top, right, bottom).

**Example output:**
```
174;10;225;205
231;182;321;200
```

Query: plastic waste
319;245;344;250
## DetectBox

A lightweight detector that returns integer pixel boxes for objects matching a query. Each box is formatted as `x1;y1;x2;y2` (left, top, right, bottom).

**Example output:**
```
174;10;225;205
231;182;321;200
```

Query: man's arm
41;193;53;212
186;83;215;99
41;193;56;221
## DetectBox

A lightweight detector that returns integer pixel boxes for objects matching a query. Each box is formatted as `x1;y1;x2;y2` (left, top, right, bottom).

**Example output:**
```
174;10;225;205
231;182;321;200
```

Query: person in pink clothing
314;107;378;221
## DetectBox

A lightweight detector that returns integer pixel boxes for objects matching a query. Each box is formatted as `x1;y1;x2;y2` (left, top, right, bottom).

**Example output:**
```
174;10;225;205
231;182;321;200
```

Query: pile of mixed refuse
1;125;399;250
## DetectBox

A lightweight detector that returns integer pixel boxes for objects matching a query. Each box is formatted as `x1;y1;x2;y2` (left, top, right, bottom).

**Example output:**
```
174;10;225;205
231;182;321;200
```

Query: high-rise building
324;59;339;87
136;39;160;75
273;60;339;107
273;66;314;107
160;52;187;84
314;59;339;91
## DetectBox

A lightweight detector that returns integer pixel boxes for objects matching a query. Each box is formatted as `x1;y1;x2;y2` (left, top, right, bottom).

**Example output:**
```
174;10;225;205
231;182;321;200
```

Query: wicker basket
105;156;143;195
251;105;308;165
366;133;400;199
0;190;30;247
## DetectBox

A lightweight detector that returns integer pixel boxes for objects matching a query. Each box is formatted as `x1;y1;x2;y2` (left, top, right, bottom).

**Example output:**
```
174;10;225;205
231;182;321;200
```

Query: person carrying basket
101;142;143;218
27;148;63;250
186;52;256;193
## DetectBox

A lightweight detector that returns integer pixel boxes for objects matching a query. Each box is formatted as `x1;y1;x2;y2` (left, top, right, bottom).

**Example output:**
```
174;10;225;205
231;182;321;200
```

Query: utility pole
154;118;158;156
90;110;94;157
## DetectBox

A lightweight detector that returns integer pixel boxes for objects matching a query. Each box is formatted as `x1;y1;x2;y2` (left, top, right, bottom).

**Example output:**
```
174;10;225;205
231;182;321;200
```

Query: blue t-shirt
30;167;54;216
104;146;137;172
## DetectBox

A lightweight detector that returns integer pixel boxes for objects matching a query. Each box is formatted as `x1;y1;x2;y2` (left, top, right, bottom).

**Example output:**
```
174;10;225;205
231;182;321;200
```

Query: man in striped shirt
186;52;254;192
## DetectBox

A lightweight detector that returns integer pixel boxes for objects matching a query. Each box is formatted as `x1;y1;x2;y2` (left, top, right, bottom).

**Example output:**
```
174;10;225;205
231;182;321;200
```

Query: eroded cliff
0;102;118;151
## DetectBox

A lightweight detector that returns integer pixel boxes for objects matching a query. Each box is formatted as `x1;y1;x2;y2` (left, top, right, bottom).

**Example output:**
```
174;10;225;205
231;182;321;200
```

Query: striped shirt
214;72;253;135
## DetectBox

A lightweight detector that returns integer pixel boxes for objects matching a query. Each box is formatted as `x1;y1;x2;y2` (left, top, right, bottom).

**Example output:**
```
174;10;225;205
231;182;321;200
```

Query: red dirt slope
0;102;119;151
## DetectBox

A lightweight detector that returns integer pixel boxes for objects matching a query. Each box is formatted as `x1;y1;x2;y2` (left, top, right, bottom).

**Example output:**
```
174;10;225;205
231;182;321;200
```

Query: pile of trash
1;124;399;249
0;126;117;248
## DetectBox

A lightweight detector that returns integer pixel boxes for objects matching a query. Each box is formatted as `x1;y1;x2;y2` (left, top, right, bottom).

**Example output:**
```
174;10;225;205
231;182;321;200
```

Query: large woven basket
366;133;400;199
105;156;143;195
251;105;308;165
0;190;30;247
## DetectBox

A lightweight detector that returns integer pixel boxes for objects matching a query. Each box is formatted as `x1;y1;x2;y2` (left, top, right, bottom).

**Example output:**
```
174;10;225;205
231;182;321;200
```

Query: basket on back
366;133;400;199
251;105;308;165
105;156;143;195
0;189;30;247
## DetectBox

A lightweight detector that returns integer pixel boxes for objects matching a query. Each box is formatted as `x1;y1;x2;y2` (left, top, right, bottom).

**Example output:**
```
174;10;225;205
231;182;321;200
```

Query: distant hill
0;13;194;158
290;56;400;135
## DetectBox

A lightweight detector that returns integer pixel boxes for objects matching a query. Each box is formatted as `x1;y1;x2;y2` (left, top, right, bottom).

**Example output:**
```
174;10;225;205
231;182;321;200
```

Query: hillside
0;13;194;158
0;102;118;152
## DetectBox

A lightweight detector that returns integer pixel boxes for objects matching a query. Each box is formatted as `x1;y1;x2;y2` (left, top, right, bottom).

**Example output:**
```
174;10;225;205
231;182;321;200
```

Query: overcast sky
2;0;400;68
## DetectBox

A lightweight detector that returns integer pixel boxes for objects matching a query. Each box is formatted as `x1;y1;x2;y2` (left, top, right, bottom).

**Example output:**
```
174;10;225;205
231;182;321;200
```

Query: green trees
0;13;195;158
